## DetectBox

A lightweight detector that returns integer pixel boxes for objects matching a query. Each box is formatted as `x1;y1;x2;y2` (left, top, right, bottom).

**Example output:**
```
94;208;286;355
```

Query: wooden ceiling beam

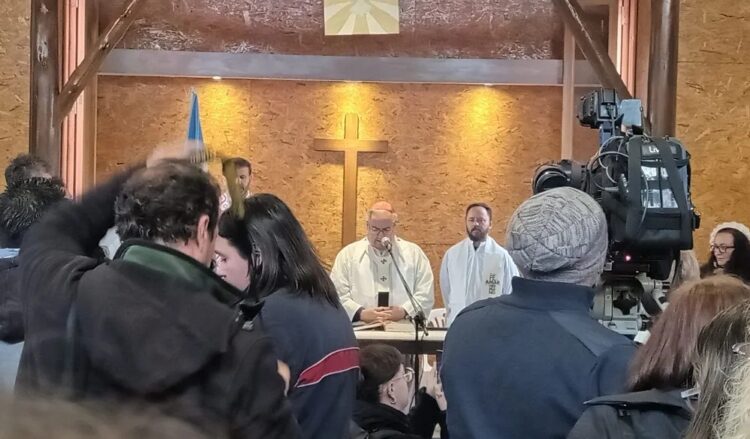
100;49;602;87
56;0;146;123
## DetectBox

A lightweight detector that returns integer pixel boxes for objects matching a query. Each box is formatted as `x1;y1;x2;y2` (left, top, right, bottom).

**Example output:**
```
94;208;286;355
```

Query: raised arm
19;168;139;307
21;168;138;262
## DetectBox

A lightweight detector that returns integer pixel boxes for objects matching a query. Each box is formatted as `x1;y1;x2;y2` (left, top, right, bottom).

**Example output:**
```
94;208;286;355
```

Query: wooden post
552;0;652;133
561;25;576;160
83;0;99;189
30;0;61;174
56;0;146;123
552;0;630;100
608;0;618;64
648;0;679;137
635;0;652;111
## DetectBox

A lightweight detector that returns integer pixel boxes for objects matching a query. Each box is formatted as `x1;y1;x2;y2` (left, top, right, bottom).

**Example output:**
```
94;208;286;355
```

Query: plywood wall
97;77;598;305
677;0;750;261
0;0;30;188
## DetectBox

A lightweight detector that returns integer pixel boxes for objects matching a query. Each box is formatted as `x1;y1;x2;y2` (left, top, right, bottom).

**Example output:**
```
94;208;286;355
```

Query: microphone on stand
381;236;428;398
381;236;393;251
380;237;428;336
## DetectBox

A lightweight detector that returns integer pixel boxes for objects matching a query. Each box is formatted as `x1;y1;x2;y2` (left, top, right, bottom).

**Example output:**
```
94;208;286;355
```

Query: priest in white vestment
331;202;434;323
440;203;518;326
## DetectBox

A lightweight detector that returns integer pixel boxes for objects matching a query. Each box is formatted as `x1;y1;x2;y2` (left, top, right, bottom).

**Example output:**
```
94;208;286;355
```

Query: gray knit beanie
506;187;608;286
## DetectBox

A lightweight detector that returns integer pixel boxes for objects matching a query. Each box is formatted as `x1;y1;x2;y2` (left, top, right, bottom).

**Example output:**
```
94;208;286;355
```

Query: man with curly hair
18;156;300;439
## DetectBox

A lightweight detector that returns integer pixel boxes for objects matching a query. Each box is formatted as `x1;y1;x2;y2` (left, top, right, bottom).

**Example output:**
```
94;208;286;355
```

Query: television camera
532;89;700;337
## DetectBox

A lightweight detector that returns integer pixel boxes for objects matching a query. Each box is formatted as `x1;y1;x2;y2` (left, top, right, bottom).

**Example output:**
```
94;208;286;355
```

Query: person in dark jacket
440;187;636;439
17;158;300;439
353;344;447;439
0;176;66;343
216;196;359;439
0;176;66;392
568;275;750;439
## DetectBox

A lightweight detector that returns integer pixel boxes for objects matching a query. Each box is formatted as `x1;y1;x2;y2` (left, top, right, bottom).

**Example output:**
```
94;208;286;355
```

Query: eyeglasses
392;367;414;384
368;225;393;235
710;244;735;254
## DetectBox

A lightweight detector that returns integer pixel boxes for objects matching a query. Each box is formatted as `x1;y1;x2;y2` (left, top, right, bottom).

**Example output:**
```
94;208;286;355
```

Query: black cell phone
378;291;389;307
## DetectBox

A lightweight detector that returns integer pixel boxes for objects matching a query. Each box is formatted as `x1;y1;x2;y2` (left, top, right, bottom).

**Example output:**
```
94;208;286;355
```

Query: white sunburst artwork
324;0;400;36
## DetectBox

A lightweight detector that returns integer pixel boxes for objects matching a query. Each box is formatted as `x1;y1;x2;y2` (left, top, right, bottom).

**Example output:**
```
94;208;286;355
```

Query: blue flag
187;89;204;142
186;89;207;169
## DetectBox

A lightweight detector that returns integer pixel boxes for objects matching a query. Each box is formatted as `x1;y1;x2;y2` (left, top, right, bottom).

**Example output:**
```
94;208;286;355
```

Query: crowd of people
2;150;750;439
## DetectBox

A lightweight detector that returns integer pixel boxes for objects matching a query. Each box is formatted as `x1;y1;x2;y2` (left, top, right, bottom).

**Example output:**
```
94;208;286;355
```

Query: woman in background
701;222;750;283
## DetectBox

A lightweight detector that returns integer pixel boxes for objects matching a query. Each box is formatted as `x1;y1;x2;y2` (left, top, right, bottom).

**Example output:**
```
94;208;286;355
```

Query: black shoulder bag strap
626;136;644;240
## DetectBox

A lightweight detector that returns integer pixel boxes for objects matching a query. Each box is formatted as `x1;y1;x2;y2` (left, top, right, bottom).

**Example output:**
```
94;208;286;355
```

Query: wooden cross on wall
314;113;388;246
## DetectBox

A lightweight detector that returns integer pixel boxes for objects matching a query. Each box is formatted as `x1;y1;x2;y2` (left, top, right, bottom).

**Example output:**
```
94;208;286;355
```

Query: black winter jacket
16;169;301;439
567;389;692;439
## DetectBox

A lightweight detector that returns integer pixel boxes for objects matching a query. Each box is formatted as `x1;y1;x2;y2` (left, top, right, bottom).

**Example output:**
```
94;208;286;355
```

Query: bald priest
331;202;434;324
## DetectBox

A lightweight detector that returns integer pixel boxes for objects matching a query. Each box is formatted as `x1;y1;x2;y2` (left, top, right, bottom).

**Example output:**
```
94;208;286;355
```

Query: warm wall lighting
445;86;512;164
329;82;380;125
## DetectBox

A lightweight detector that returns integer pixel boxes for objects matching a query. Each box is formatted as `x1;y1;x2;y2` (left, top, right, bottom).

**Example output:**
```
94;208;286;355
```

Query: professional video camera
532;89;700;337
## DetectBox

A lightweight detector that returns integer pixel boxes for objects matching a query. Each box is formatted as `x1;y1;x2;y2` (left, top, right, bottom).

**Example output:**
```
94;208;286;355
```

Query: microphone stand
385;239;428;399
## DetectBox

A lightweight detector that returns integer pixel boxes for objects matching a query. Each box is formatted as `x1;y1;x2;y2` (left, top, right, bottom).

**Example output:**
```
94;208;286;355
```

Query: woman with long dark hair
568;276;750;439
701;222;750;283
215;194;359;439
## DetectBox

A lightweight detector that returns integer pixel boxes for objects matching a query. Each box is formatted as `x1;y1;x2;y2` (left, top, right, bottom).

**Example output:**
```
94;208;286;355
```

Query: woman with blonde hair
686;301;750;439
716;348;750;439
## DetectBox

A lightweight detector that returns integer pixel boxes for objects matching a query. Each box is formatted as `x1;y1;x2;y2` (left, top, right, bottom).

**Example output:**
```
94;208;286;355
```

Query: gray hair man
331;201;434;324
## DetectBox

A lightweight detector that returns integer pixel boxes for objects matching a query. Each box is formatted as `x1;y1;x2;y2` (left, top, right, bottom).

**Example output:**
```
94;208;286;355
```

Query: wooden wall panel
0;0;31;188
677;0;750;261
